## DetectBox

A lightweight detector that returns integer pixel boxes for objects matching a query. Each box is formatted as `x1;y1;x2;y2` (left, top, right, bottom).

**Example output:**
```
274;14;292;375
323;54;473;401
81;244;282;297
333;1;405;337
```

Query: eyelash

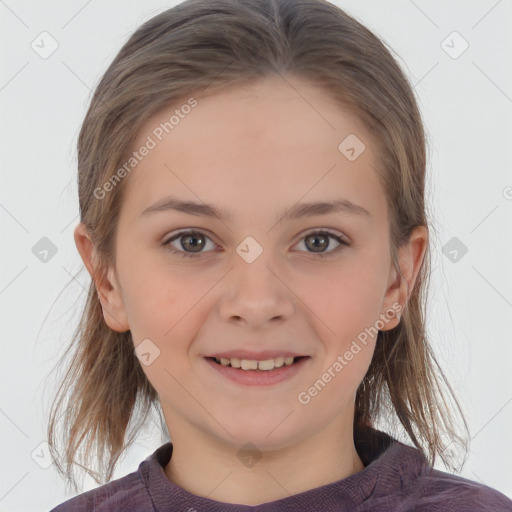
162;229;349;259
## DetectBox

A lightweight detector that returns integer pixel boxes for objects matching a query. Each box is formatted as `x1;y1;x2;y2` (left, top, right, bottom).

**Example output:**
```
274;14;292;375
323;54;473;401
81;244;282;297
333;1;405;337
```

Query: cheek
124;281;190;346
299;272;380;407
303;259;385;342
119;255;214;360
121;269;202;394
116;245;183;327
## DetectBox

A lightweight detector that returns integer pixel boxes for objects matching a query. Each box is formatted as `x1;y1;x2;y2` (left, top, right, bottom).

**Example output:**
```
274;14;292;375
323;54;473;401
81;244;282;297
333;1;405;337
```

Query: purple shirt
50;426;512;511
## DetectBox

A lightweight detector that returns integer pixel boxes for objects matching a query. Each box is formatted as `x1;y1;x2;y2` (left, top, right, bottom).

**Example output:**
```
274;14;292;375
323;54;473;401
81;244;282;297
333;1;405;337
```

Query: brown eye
163;230;216;258
304;233;330;252
295;230;349;257
180;232;206;252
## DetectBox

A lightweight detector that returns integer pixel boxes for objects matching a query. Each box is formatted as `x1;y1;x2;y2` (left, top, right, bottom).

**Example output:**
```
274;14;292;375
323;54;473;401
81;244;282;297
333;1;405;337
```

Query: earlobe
73;223;130;333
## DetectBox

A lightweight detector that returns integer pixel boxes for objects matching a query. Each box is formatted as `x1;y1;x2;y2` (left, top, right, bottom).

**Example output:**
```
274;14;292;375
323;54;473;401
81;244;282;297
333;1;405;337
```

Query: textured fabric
50;426;512;511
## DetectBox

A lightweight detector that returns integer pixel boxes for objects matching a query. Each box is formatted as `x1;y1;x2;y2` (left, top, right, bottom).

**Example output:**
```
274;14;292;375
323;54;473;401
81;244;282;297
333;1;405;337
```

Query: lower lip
204;357;310;386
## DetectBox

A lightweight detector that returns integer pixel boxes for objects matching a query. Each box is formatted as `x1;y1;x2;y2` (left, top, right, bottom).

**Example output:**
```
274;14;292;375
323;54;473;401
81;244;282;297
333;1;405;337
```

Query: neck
164;415;365;506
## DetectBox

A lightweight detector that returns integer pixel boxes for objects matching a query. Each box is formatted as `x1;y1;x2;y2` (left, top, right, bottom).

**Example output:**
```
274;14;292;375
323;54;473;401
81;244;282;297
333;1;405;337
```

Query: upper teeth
214;356;296;371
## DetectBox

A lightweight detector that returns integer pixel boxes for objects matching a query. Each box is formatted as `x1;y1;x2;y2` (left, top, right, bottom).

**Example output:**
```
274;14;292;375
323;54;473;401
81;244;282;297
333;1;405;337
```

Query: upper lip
205;350;307;360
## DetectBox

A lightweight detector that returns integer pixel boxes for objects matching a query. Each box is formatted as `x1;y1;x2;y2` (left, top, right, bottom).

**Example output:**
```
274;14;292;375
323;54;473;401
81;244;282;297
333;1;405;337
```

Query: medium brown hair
47;0;470;492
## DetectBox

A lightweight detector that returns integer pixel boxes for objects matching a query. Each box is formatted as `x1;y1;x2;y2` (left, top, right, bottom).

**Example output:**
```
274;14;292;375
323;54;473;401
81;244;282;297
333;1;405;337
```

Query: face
83;75;409;451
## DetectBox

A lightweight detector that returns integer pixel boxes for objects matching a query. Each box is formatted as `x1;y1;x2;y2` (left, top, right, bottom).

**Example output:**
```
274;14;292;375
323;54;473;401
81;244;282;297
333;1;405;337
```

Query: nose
218;251;296;328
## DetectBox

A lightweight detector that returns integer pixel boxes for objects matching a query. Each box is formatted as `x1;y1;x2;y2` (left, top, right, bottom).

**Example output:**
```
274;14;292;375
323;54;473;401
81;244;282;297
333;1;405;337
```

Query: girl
48;0;512;510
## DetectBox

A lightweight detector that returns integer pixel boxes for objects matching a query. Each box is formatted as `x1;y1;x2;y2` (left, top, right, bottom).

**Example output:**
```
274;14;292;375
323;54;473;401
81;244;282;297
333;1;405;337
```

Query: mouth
204;355;311;386
206;355;308;371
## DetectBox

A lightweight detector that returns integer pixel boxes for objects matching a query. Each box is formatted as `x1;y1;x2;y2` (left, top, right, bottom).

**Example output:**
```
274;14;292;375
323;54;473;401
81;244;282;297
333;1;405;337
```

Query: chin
218;417;300;451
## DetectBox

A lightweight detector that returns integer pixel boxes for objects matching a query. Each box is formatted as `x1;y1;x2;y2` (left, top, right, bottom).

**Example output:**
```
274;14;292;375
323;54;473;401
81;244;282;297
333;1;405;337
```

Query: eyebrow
140;196;371;223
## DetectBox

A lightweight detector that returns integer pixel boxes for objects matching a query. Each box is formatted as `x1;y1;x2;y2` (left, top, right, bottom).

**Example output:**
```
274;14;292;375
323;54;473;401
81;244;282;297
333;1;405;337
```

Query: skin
75;74;427;506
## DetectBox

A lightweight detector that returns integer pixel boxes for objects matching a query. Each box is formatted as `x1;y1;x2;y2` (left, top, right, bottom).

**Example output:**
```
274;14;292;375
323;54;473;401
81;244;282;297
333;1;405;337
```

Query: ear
73;222;130;332
379;225;428;331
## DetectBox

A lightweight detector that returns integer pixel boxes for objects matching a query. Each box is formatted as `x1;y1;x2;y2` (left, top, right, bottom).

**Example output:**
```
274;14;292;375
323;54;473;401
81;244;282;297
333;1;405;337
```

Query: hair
47;0;470;493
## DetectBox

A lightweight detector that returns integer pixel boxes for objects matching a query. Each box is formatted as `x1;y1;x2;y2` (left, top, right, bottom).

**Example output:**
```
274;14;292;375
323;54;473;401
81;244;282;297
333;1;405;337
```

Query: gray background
0;0;511;510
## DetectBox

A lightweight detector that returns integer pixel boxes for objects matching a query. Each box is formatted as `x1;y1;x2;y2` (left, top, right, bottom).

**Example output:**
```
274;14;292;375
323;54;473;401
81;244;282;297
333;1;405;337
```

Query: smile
212;355;304;371
204;356;310;386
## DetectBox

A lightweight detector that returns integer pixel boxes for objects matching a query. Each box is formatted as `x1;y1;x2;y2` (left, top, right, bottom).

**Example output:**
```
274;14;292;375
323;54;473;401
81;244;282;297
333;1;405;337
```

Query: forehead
121;75;386;222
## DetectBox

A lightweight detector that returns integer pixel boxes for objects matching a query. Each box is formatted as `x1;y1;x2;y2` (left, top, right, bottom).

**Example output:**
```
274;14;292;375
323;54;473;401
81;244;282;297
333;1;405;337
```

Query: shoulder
404;465;512;511
49;470;152;512
363;433;512;512
48;443;174;512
